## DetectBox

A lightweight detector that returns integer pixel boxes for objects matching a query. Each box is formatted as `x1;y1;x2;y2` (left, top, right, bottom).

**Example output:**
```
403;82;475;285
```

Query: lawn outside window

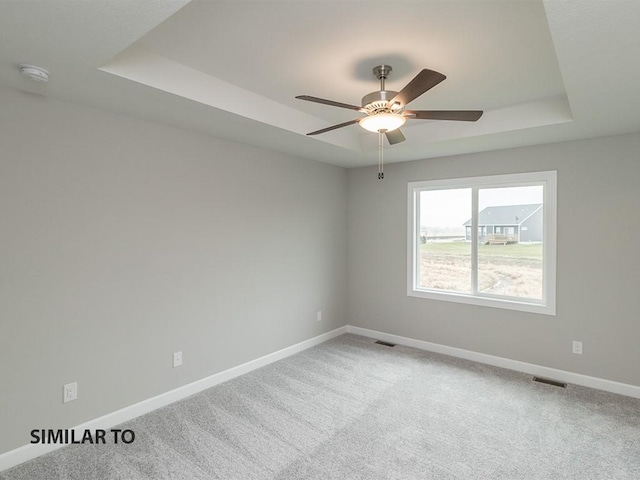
407;171;556;315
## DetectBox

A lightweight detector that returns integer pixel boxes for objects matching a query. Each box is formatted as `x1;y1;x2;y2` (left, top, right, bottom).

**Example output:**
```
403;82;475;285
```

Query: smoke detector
18;64;50;83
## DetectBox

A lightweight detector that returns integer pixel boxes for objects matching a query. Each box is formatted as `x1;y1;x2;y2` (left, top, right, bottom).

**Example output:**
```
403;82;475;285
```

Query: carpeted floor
3;334;640;479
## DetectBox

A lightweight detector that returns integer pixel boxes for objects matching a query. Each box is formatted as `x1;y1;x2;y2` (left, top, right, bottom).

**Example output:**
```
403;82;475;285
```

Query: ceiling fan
296;65;483;146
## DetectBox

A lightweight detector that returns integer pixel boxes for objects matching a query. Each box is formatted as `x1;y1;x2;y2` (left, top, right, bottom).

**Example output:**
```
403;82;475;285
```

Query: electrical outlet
63;382;77;403
173;351;183;368
572;341;583;355
316;310;322;322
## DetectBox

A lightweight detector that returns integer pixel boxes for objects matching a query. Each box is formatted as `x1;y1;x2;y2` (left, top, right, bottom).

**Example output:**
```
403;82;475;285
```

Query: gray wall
3;81;640;457
0;87;348;454
348;132;640;387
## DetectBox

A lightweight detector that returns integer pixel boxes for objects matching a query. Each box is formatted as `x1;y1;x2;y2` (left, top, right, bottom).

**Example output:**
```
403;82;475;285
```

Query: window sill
408;288;556;316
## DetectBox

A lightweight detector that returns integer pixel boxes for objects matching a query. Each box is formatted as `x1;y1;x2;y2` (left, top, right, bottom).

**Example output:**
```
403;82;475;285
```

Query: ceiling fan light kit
296;64;483;179
359;112;406;133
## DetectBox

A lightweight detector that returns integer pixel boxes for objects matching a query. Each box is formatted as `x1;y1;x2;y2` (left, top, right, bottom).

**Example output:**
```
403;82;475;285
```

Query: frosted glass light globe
359;113;406;132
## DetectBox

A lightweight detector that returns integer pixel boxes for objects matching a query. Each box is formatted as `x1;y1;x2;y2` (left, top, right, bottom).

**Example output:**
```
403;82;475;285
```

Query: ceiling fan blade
390;69;446;107
385;129;406;145
307;119;360;136
296;95;364;112
404;110;483;121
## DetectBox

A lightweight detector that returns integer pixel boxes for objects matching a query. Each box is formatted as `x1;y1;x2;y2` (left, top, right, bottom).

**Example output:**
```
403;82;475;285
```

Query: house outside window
408;171;557;315
463;204;543;244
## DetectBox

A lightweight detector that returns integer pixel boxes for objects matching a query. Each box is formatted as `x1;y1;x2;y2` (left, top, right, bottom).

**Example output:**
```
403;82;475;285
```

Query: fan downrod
373;65;392;92
361;65;398;112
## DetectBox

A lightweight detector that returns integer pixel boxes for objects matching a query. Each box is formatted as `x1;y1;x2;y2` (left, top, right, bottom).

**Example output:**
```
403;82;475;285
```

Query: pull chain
377;130;384;180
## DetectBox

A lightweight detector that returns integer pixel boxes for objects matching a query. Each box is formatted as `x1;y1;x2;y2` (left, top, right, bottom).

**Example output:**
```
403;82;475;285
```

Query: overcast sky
420;185;543;228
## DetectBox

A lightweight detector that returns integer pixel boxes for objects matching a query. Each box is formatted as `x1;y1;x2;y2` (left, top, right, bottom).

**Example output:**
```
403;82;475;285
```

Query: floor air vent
533;376;567;388
374;340;397;347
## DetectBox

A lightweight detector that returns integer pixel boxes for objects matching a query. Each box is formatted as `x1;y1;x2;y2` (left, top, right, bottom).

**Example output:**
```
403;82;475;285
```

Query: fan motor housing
361;90;399;114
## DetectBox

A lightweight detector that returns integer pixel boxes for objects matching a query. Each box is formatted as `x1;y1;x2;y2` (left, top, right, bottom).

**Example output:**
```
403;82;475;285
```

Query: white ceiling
1;0;640;168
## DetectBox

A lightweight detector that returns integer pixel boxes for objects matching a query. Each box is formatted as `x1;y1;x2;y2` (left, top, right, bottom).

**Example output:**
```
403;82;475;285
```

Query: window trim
407;171;557;316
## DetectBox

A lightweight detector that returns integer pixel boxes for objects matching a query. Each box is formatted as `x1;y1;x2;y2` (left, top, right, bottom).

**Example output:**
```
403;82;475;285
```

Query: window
408;171;556;315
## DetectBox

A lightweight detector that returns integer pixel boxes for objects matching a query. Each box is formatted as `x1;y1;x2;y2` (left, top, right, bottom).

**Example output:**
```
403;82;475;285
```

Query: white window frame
407;171;557;316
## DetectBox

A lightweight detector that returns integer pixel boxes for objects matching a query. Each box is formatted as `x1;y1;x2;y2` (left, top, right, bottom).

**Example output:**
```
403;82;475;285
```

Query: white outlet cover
63;382;77;403
173;351;183;367
572;341;583;354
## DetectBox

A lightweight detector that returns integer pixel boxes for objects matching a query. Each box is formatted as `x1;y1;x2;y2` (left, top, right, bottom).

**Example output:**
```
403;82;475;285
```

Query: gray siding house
464;204;543;244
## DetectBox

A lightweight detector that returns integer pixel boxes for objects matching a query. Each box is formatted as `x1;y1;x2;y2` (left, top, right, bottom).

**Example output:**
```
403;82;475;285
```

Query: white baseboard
346;325;640;399
0;326;347;472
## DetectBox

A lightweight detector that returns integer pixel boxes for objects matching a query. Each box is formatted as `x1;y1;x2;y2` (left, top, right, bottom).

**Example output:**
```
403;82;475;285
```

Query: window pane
418;189;471;293
477;186;543;299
